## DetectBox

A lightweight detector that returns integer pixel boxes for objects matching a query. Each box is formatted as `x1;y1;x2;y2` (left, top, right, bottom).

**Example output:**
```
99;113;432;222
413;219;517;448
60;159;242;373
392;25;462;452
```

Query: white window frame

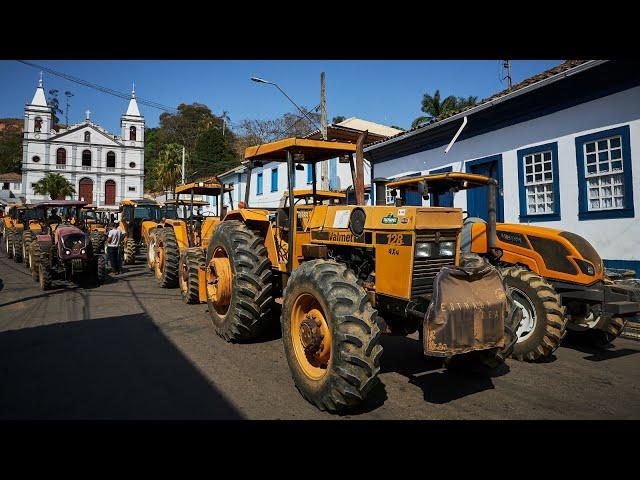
523;149;555;215
583;135;625;211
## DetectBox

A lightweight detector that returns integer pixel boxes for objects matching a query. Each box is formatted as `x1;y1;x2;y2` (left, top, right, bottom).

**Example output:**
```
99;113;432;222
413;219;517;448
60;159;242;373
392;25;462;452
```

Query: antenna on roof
501;60;513;90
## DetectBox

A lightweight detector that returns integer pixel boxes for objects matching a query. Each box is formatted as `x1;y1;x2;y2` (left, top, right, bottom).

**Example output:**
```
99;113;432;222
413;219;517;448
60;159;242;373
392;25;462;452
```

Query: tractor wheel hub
300;314;324;355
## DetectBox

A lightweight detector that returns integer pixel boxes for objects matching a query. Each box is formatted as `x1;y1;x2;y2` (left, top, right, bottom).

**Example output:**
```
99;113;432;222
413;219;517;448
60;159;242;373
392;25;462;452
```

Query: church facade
22;75;145;208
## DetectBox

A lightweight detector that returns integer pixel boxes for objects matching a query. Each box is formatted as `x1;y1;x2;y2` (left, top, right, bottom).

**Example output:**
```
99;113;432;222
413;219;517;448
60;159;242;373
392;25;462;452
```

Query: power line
16;60;178;113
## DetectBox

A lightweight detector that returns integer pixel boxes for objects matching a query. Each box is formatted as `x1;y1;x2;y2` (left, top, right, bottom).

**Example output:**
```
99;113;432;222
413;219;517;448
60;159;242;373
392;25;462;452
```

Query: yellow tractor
384;172;640;360
202;137;521;412
118;198;162;265
279;189;347;207
82;204;113;254
3;204;42;265
153;178;233;304
144;198;210;270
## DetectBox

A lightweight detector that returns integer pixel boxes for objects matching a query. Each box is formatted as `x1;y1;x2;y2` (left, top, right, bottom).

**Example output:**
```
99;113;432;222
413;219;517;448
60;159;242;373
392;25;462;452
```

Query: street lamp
250;76;324;138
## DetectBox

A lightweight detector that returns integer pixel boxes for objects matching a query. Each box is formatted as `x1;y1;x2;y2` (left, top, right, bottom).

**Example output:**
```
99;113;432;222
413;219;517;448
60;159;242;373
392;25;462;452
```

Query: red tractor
28;200;106;290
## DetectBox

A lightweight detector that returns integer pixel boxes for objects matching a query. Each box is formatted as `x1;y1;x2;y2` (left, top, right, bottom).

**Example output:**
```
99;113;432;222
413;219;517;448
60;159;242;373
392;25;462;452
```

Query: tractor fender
163;219;190;250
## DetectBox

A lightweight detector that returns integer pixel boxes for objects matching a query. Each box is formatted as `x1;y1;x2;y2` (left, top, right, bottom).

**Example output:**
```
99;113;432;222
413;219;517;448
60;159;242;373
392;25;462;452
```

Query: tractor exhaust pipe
373;177;389;206
487;180;498;254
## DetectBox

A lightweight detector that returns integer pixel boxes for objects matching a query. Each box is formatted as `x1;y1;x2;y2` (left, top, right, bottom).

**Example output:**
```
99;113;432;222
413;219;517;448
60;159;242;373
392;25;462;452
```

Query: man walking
106;221;122;275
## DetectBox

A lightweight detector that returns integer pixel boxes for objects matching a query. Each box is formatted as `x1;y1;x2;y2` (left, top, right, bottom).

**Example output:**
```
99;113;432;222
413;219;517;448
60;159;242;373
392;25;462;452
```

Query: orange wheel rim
291;293;331;380
206;247;232;316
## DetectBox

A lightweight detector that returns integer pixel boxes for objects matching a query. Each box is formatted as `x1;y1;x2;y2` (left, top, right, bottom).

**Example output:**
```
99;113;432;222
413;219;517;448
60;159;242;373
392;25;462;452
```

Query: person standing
106;221;122;275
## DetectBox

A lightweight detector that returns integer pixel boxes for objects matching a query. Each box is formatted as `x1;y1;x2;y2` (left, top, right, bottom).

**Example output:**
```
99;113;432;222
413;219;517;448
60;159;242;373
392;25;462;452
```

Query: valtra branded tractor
118;198;162;264
152;179;233;304
28;200;106;290
202;137;521;413
384;172;640;360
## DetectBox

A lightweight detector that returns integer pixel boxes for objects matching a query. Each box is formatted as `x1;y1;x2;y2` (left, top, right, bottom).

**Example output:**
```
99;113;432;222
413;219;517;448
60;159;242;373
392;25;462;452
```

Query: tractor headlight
81;249;86;255
439;241;456;257
415;242;435;258
65;250;70;255
574;258;595;276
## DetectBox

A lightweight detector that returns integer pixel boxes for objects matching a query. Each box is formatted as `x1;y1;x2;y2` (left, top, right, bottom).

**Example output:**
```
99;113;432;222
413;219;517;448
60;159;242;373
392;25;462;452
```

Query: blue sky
0;60;562;133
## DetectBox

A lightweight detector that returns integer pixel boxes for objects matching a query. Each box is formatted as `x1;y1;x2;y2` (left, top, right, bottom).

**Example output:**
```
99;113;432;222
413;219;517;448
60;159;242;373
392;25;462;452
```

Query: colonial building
21;74;145;208
364;60;640;273
217;117;402;209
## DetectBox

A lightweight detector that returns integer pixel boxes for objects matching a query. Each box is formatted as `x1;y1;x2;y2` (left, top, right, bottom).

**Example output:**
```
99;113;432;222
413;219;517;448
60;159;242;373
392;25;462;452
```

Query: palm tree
155;143;183;198
412;90;479;129
32;173;76;200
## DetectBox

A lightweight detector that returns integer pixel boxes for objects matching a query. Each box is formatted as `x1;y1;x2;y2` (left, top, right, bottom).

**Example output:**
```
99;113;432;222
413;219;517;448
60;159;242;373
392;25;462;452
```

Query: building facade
21;75;145;208
365;60;640;272
217;118;401;208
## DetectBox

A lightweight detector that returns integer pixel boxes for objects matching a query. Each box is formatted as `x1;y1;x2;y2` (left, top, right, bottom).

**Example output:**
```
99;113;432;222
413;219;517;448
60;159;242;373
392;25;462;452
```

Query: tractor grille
411;230;457;297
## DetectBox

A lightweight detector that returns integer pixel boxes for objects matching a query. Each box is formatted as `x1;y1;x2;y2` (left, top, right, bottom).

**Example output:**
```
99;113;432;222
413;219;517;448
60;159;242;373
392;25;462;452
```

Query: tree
193;127;240;178
158;103;222;155
155;143;183;197
32;173;76;200
0;126;22;174
412;90;479;128
47;89;63;128
332;115;346;124
144;127;161;191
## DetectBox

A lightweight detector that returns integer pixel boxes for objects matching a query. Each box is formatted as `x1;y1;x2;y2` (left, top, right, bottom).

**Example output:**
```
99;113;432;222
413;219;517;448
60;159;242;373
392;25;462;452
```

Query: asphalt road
1;249;639;420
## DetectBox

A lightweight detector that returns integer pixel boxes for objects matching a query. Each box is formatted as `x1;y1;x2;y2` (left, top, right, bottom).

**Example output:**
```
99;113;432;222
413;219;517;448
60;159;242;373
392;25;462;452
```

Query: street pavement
1;250;639;420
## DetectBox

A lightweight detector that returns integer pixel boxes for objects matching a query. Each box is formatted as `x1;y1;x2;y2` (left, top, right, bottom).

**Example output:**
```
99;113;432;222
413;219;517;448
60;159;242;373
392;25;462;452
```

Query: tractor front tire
180;247;204;304
501;266;566;362
90;232;106;257
29;242;43;282
5;230;14;259
123;237;137;265
568;315;627;348
155;228;179;288
22;230;36;269
281;259;383;413
95;254;106;285
38;256;52;291
205;220;273;342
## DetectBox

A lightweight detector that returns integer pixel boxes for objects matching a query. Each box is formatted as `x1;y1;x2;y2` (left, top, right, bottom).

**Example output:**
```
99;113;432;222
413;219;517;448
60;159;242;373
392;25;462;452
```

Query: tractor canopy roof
120;198;159;207
386;172;497;193
33;200;88;209
174;178;230;196
284;189;346;200
163;199;210;206
244;137;357;164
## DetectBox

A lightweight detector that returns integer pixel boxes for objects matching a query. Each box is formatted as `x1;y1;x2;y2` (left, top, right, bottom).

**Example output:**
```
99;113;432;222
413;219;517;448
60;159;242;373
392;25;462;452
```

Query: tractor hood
56;226;90;260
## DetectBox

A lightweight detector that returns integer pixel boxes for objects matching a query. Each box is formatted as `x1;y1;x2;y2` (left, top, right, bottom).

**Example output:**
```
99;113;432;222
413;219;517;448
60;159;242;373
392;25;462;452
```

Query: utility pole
502;60;513;90
181;146;186;185
320;72;329;190
64;91;73;128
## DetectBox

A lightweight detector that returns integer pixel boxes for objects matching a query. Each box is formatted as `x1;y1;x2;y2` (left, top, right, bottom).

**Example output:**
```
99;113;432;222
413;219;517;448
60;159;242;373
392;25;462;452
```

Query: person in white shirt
106;222;122;274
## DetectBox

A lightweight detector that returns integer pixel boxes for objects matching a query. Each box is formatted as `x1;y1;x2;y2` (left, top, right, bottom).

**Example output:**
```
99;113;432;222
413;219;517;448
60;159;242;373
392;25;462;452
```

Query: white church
21;74;145;208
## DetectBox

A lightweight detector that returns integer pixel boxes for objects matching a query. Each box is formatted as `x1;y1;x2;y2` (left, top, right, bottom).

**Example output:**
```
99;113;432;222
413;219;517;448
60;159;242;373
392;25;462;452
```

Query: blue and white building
364;60;640;272
217;118;402;208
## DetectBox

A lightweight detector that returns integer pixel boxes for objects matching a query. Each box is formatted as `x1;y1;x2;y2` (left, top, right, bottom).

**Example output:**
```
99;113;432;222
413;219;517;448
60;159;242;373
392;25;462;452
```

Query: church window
34;117;42;132
82;149;92;167
32;156;40;163
84;131;91;142
130;126;137;141
106;151;116;168
56;148;66;165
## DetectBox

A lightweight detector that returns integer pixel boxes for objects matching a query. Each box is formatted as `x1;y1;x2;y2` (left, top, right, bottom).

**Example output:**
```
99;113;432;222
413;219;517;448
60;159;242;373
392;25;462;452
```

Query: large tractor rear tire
205;220;273;342
180;247;205;304
22;230;36;270
13;232;23;263
501;266;566;362
123;237;137;265
155;228;179;288
5;230;15;259
29;243;40;282
147;229;158;270
90;232;106;257
281;259;383;412
567;314;627;348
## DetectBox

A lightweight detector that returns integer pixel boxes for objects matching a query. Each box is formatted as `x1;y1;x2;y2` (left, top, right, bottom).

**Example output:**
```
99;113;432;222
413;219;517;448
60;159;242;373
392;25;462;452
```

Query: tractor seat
460;217;486;254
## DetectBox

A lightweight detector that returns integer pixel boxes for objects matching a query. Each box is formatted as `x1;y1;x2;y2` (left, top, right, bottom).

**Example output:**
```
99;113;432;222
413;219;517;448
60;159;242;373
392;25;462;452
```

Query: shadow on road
377;335;502;404
0;312;243;420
